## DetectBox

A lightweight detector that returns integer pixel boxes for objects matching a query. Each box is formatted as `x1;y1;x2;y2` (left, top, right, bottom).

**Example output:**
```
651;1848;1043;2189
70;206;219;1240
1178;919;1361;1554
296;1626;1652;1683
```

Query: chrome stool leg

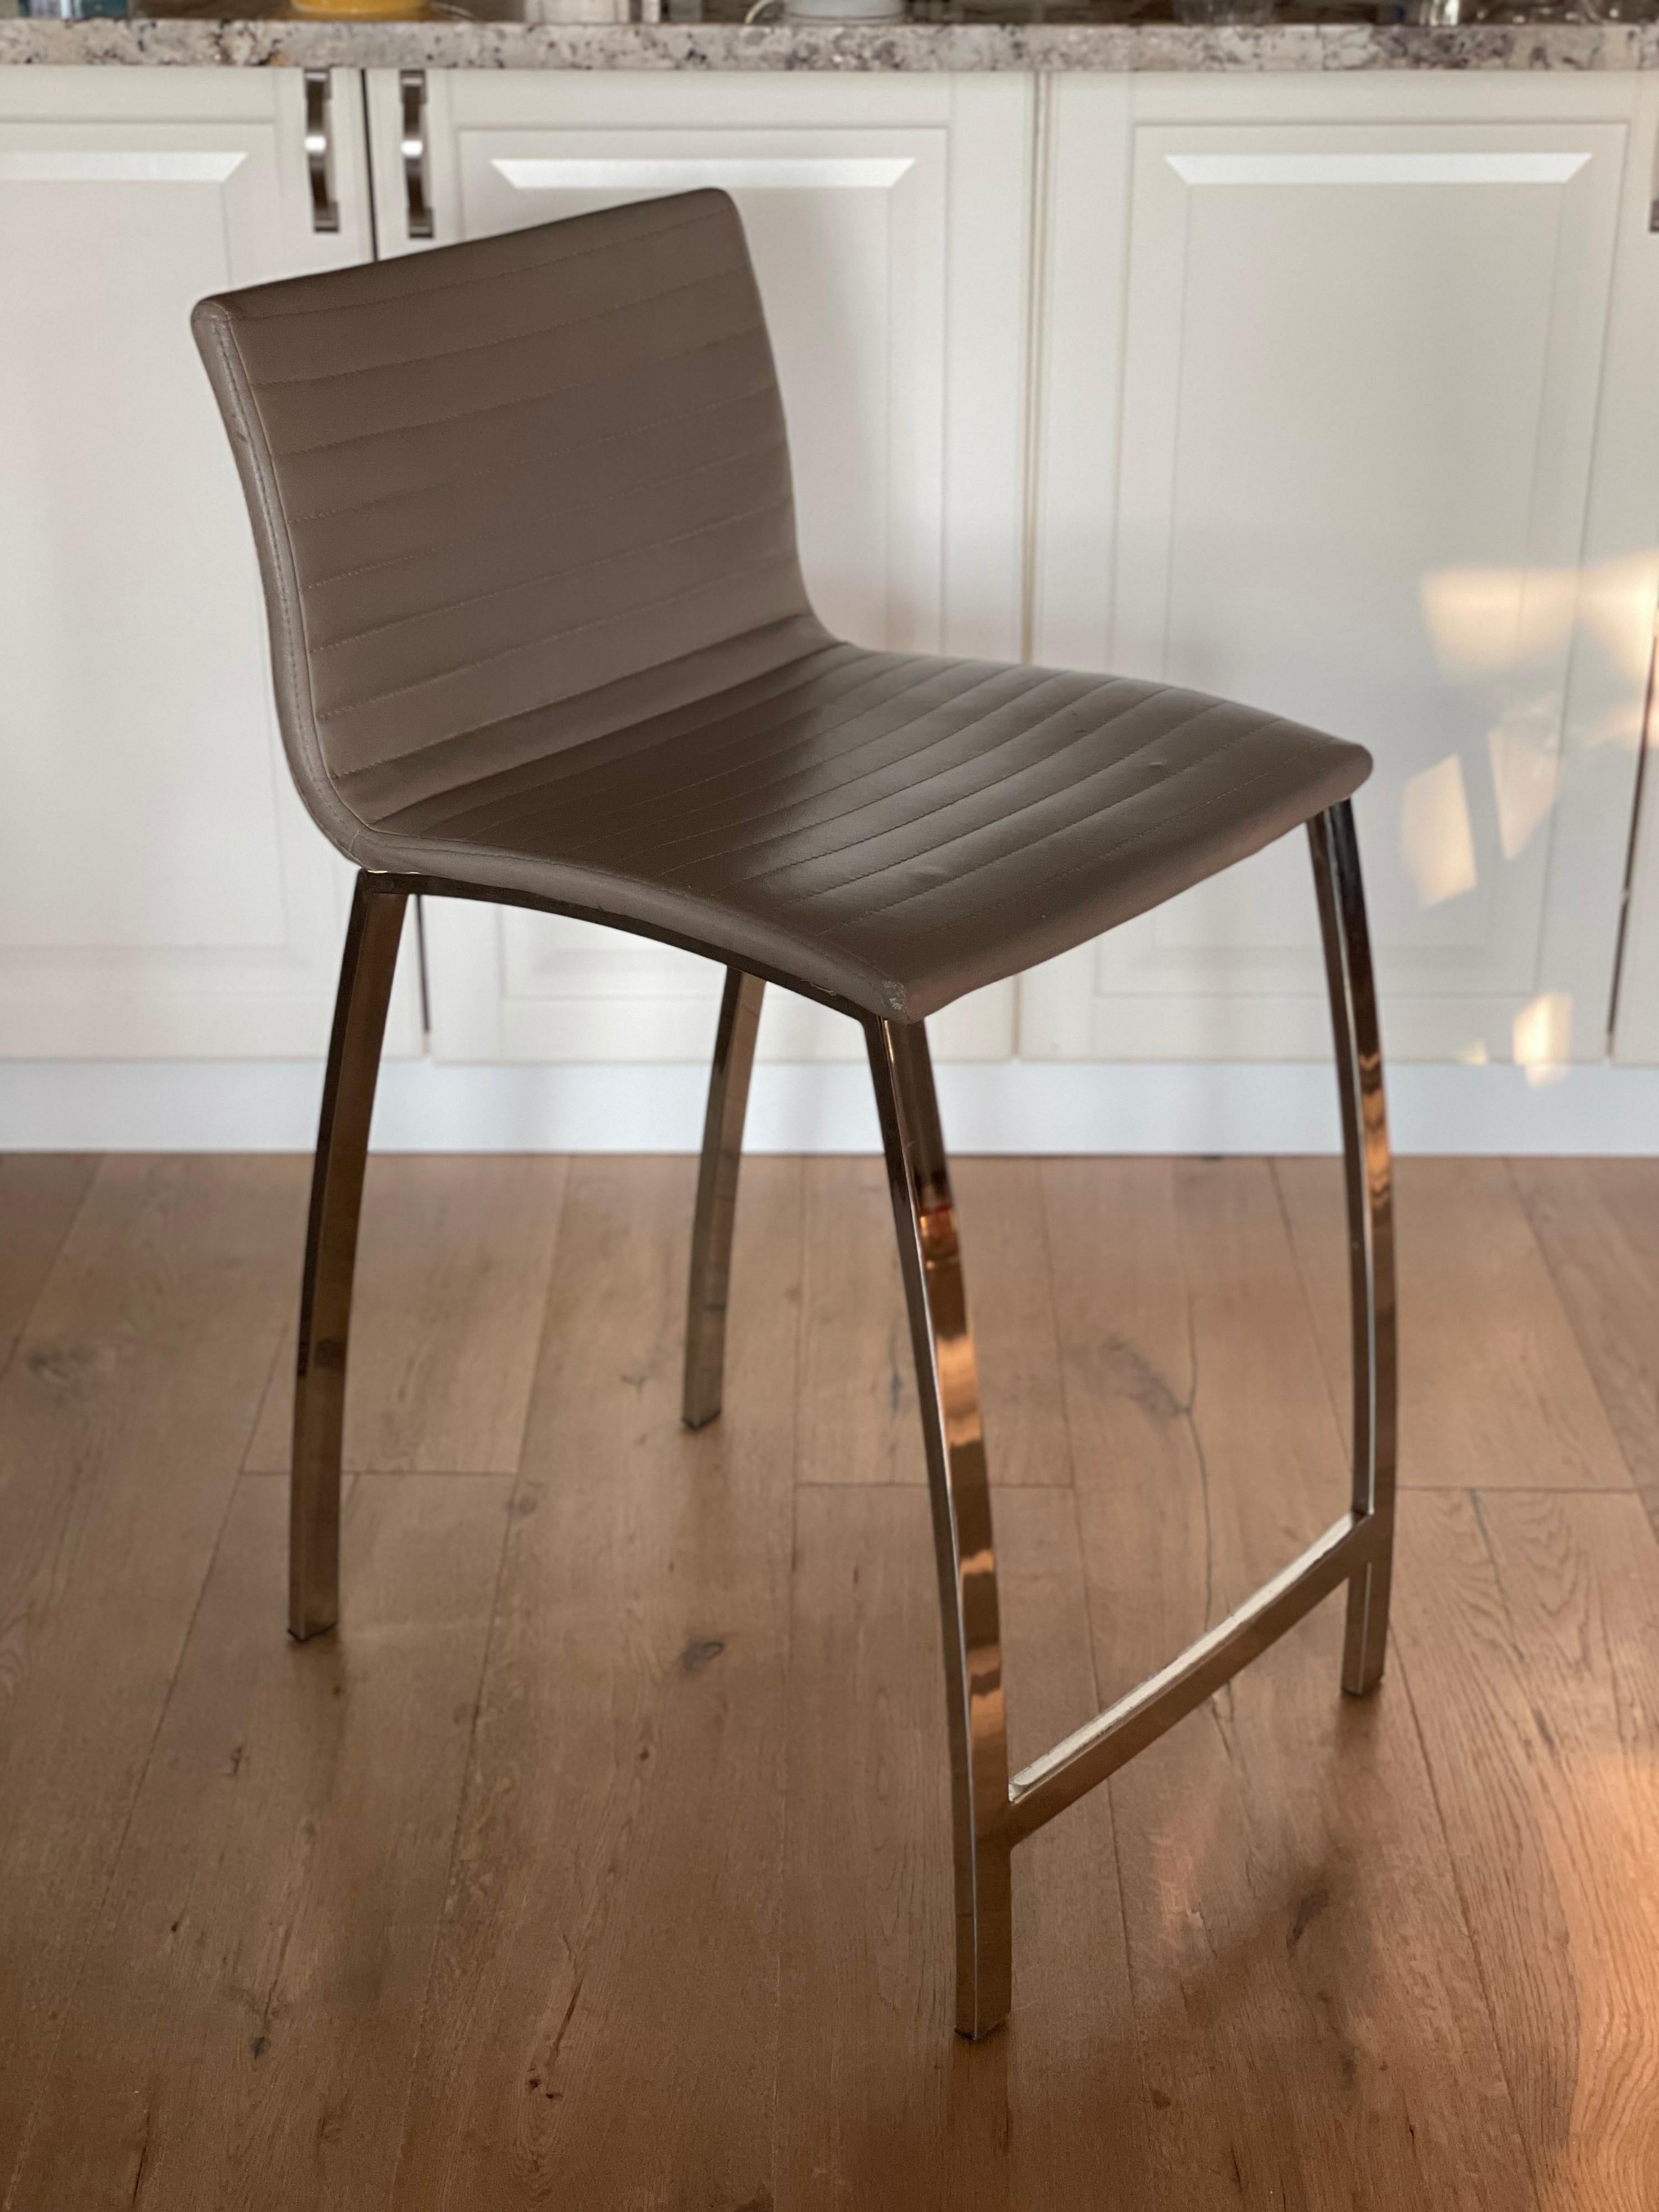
683;968;765;1430
1309;800;1397;1695
867;1017;1013;2039
290;872;406;1641
862;802;1395;2039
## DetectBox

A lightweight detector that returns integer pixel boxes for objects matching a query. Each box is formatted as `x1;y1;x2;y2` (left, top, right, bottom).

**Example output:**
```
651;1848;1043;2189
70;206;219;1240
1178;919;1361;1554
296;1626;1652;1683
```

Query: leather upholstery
195;189;1371;1022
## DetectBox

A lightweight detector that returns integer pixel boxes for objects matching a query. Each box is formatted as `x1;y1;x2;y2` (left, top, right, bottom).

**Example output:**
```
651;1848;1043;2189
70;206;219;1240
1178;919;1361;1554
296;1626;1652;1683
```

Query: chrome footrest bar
1001;1507;1381;1847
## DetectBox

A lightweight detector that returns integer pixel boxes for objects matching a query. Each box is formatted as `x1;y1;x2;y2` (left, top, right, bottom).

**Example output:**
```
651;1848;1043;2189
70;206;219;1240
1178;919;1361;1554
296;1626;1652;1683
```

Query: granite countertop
3;0;1656;69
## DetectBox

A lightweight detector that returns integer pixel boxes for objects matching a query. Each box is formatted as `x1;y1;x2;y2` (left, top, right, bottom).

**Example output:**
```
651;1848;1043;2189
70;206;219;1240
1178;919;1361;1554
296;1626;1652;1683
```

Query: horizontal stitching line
251;254;750;394
606;665;1067;842
845;746;1314;944
390;653;854;833
313;493;791;657
615;667;1067;867
229;200;723;326
337;622;838;791
273;305;764;462
288;367;767;529
315;547;797;731
436;654;945;838
626;674;1145;860
722;697;1237;895
300;416;781;591
823;718;1272;917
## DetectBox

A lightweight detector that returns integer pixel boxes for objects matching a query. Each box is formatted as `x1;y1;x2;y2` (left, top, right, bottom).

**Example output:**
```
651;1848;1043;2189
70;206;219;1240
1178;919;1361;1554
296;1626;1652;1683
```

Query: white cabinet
0;68;421;1059
1027;74;1659;1070
8;62;1658;1108
364;69;1033;1066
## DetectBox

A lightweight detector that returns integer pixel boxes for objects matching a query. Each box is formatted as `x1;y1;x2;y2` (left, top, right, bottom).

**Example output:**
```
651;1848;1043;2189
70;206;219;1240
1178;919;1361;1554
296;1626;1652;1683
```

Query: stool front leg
290;872;406;1641
683;969;765;1430
867;1016;1013;2040
1309;802;1397;1697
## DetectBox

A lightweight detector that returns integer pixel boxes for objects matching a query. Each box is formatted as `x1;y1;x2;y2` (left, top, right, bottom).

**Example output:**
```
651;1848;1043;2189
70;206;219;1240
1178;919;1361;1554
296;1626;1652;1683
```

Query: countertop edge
2;18;1657;71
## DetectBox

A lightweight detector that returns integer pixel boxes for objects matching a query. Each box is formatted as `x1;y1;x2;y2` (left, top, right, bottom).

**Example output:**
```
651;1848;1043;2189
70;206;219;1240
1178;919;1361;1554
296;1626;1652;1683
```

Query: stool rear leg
683;968;765;1430
290;872;406;1641
1309;801;1397;1697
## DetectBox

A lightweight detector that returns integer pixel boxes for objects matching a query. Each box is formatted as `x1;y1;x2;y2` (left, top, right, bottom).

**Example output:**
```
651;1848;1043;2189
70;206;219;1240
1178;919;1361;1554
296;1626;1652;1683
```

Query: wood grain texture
245;1156;567;1475
0;1155;96;1382
796;1157;1072;1489
953;1159;1074;1489
1511;1159;1658;1515
776;1477;1152;2211
0;1157;301;2197
6;1152;1658;2208
393;1157;800;2212
1046;1157;1536;2210
6;1471;509;2212
777;1480;1008;2211
1394;1490;1659;2211
798;1154;922;1485
1277;1156;1630;1490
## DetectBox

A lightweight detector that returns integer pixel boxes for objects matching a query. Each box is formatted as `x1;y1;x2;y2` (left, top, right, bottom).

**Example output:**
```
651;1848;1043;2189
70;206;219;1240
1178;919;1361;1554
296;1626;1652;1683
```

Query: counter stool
194;189;1395;2042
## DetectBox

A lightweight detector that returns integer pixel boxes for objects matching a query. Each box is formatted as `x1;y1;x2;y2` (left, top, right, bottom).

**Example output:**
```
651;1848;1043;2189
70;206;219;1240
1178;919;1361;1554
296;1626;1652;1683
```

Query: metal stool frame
289;797;1395;2041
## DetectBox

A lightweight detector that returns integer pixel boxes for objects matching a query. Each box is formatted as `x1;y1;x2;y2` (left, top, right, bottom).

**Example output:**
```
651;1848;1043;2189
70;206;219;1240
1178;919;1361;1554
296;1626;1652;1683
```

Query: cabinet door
368;70;1030;1065
1027;76;1657;1070
0;68;421;1059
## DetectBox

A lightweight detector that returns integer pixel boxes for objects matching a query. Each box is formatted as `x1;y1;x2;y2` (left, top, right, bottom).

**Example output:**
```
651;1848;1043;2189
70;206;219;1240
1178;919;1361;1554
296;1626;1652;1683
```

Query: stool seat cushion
346;628;1369;1022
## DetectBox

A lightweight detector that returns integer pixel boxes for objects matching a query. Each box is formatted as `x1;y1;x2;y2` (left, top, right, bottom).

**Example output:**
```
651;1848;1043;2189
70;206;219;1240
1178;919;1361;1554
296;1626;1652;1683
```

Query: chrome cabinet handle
399;70;435;242
304;70;339;236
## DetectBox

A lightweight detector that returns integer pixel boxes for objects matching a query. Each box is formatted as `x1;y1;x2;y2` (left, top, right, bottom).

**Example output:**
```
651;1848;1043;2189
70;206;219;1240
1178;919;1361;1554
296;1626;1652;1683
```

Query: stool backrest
194;190;815;851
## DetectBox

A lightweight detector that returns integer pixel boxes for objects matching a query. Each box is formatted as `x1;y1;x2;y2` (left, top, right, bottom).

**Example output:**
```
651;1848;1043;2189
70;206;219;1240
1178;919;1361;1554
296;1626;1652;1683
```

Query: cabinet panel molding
0;68;421;1059
1028;75;1651;1068
374;71;1030;1065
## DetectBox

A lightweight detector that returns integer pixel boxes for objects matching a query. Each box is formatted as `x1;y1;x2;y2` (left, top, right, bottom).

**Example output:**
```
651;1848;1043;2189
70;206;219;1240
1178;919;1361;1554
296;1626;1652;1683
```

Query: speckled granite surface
2;15;1656;69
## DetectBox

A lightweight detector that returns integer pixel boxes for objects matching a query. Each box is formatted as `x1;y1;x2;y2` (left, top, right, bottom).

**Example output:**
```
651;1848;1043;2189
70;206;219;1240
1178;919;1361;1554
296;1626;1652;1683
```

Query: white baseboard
1;1056;1656;1155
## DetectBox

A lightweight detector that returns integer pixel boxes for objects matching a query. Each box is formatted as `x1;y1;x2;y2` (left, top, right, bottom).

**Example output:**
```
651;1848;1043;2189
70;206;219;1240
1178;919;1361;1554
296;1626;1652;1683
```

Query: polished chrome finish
304;71;339;236
290;873;406;1642
867;1017;1012;2041
1004;1510;1381;1846
399;70;434;242
346;837;1394;2036
683;969;765;1430
1310;800;1397;1695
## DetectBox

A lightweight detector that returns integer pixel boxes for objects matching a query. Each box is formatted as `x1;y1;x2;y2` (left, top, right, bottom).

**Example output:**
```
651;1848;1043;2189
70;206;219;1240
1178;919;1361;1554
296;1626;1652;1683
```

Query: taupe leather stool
194;189;1395;2042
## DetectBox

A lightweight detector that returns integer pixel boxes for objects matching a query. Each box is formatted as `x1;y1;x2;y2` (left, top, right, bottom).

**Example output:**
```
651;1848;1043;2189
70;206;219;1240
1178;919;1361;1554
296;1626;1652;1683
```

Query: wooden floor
2;1152;1658;2210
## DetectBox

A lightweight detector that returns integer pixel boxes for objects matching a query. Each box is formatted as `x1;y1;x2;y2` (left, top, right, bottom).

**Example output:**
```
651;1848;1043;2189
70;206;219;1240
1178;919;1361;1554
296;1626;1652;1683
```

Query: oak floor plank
999;1489;1155;2209
1276;1156;1630;1490
798;1155;922;1485
776;1478;1154;2210
1393;1490;1659;2211
1511;1160;1659;1520
0;1157;302;2198
776;1481;1008;2212
953;1159;1074;1489
393;1157;800;2212
7;1151;1657;2206
1046;1157;1536;2211
6;1470;509;2212
245;1156;567;1475
796;1157;1072;1489
0;1155;97;1383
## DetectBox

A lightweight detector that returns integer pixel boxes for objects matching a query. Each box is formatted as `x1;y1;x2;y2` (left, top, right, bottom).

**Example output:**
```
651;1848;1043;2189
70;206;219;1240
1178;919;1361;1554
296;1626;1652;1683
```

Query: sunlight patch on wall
1419;566;1574;678
1486;718;1559;862
1513;992;1572;1086
1401;755;1478;908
